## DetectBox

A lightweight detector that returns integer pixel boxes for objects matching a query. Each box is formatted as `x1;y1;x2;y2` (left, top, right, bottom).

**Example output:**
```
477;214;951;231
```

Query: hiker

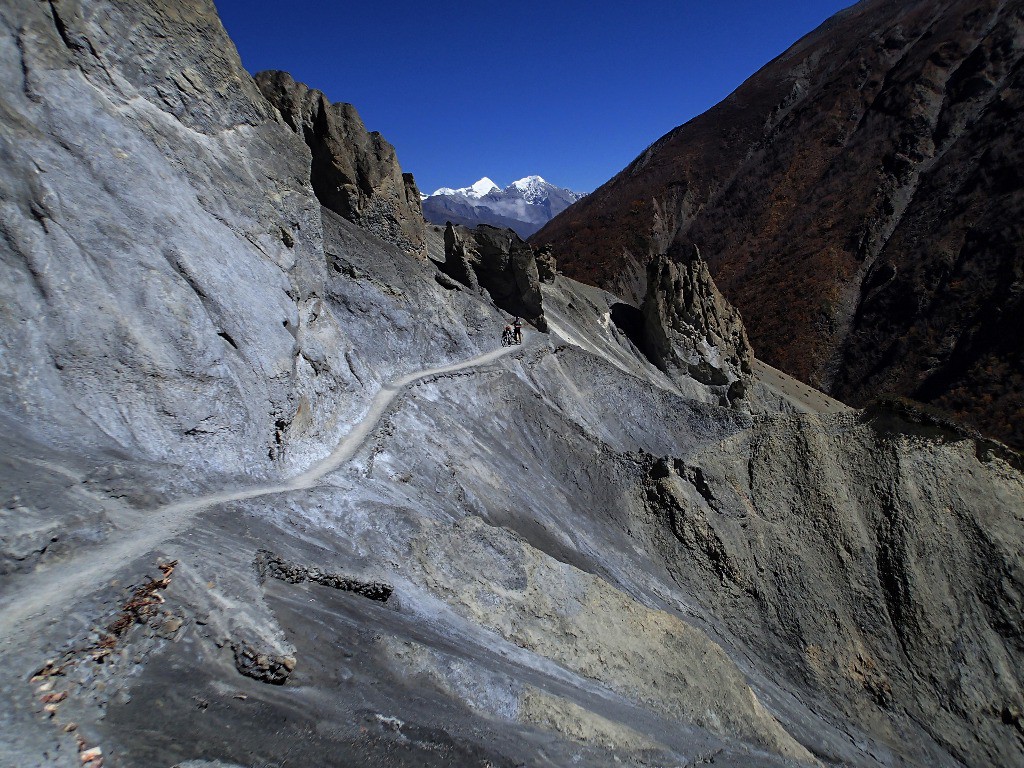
513;317;522;344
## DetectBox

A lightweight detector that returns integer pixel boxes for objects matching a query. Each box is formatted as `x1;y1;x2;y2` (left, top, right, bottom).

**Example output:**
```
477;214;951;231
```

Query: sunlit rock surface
641;243;753;407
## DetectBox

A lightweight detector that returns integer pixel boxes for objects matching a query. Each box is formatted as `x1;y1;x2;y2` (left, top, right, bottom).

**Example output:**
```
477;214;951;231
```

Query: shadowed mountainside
532;0;1024;449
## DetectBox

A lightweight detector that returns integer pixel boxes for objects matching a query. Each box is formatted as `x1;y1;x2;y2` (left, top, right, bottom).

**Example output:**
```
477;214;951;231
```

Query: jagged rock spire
641;242;753;406
255;70;426;260
441;224;547;329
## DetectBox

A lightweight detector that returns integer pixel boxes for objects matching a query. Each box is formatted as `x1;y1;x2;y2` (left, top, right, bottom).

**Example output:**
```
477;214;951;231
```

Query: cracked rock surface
255;70;427;261
641;243;753;407
440;222;547;329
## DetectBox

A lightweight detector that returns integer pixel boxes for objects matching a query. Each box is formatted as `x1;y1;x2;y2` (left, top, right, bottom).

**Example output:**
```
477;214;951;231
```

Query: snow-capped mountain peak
511;175;546;189
469;177;500;197
509;175;554;204
430;177;500;199
422;175;587;238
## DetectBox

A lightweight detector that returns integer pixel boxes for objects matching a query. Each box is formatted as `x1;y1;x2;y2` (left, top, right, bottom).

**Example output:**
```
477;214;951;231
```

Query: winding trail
0;338;530;646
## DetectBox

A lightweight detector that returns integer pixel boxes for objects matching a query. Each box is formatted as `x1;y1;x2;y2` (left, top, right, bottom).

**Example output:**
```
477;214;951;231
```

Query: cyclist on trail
513;317;522;344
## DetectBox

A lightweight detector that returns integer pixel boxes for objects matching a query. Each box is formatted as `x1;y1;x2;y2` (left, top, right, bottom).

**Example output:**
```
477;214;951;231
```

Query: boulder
255;71;426;260
231;641;296;685
441;224;546;330
641;243;752;406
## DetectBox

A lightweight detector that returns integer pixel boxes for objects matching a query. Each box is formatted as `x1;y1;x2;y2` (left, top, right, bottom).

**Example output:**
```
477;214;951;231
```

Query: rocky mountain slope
255;70;428;261
0;2;1022;768
532;0;1024;449
423;176;585;238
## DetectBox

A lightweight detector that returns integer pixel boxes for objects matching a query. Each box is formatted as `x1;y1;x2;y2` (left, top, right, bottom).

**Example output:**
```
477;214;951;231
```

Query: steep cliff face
255;70;427;260
0;0;322;476
440;223;547;329
533;0;1024;448
0;2;1022;768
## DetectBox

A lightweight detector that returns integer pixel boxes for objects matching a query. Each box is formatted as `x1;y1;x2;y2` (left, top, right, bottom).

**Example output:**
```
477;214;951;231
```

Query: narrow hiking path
0;337;533;646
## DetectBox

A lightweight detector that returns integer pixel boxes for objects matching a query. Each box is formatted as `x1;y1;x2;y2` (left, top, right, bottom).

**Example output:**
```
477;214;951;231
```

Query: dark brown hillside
533;0;1024;448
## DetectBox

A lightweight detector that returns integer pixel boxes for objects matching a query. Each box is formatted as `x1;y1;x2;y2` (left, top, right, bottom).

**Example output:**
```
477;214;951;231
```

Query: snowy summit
430;177;500;199
422;175;586;238
509;175;551;204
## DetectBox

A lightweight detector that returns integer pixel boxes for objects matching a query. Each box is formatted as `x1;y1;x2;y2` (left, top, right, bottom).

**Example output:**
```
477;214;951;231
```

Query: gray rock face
231;640;296;685
441;223;546;329
0;0;327;477
535;244;558;283
642;244;753;406
255;70;427;260
640;411;1024;768
0;2;1022;768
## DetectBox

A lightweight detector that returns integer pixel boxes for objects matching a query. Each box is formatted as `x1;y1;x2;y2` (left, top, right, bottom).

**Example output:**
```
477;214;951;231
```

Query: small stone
80;746;102;761
64;722;78;733
158;615;183;638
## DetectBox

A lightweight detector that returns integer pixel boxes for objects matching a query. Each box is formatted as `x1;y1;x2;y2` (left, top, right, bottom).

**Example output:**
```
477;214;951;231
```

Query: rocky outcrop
641;244;752;406
255;70;426;259
639;416;1024;768
231;641;296;685
534;244;557;283
441;224;546;329
254;549;393;602
534;0;1024;449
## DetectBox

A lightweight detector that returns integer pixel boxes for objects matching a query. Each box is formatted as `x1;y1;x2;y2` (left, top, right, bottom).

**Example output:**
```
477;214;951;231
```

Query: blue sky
214;1;854;194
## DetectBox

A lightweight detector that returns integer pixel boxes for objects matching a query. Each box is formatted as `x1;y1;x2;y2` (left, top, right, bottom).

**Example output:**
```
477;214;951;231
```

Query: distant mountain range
421;176;585;238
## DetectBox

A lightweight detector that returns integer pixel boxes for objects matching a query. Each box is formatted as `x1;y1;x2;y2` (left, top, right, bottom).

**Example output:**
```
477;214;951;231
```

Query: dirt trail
0;338;532;647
